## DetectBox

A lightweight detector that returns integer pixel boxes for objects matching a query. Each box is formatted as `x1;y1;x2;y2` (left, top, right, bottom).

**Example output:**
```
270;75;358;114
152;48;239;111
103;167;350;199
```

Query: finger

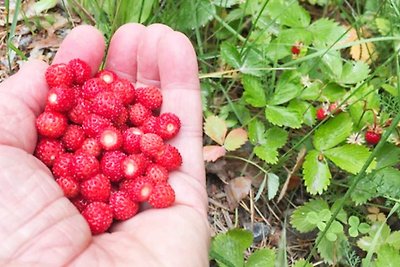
53;25;105;74
105;23;146;82
158;31;205;184
136;24;173;87
0;60;48;153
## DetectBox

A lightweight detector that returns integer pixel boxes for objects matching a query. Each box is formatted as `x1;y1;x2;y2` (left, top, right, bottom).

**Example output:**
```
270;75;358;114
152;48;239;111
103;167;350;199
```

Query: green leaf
321;83;347;102
358;222;391;252
337;61;370;84
303;150;332;195
387;232;400;250
375;18;391;35
221;42;242;69
316;230;347;264
290;199;329;233
33;0;58;13
265;127;288;149
292;259;313;267
268;72;302;105
325;144;376;174
254;146;278;164
320;50;343;79
210;228;253;267
177;0;215;30
241;75;267;107
288;100;316;126
267;173;279;200
348;216;360;227
313;113;353;151
265;105;302;129
309;18;347;47
248;119;266;145
359;223;371;234
245;248;275;267
374;245;400;267
375;143;400;168
373;167;400;198
349;226;359;238
267;0;311;28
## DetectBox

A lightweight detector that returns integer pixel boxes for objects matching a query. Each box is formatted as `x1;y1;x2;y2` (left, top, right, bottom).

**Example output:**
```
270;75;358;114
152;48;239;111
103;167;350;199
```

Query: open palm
0;24;209;266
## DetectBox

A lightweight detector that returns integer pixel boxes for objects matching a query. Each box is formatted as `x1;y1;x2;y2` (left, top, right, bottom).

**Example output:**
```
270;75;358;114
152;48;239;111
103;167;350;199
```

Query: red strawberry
52;153;73;178
36;111;68;138
46;85;76;112
34;138;64;167
136;86;163;111
122;127;143;154
71;195;90;212
146;164;169;184
81;78;109;100
62;125;86;151
45;63;74;88
82;202;113;234
110;78;136;105
365;130;381;145
80;174;111;202
122;154;148;179
140;133;164;157
141;116;158;134
109;191;139;221
148;182;175;208
82;114;112;138
56;176;79;198
155;113;181;140
79;138;102;157
155;144;182;171
68;98;91;125
96;70;117;85
100;151;126;182
128;103;151;126
114;106;129;127
291;44;301;55
91;91;124;121
316;107;327;121
98;126;123;151
72;152;100;181
119;176;154;202
68;58;92;85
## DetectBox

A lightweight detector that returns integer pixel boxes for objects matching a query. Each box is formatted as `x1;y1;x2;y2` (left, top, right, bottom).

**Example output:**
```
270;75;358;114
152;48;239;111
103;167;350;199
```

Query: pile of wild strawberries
34;58;182;234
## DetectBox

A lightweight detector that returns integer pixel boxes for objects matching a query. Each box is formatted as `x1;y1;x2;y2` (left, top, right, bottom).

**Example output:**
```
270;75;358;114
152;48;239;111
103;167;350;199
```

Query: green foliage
303;150;331;194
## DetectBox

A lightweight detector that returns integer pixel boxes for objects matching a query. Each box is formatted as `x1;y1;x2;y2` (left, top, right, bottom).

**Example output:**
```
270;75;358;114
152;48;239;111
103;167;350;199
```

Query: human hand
0;24;209;266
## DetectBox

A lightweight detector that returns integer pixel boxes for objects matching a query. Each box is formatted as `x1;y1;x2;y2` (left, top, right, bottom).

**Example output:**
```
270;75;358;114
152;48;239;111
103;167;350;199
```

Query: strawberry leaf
337;61;370;84
221;42;241;70
245;248;275;267
320;50;343;80
254;127;288;164
224;128;248;151
176;0;215;30
204;116;227;145
313;113;353;151
267;173;280;200
248;119;266;145
267;0;311;28
292;259;313;267
325;144;376;174
309;18;347;47
203;145;226;162
303;150;332;195
374;245;400;267
241;75;267;107
268;80;302;106
254;146;279;164
288;99;316;126
290;199;329;233
265;105;302;129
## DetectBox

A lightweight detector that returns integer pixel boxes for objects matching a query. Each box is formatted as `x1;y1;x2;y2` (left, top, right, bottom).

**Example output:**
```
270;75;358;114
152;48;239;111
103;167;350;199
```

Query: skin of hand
0;24;209;267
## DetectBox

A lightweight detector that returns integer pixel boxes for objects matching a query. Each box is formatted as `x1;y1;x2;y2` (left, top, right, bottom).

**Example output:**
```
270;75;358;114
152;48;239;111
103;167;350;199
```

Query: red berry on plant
365;130;381;145
316;107;327;121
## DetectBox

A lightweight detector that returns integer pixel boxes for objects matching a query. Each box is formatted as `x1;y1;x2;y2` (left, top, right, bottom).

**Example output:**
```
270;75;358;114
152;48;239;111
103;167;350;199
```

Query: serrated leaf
374;245;400;267
292;259;313;267
320;50;343;79
204;116;227;145
212;0;241;7
224;128;248;151
325;144;376;174
387;232;400;250
288;99;316;126
248;119;266;145
309;18;347;47
303;150;332;195
265;127;288;149
313;113;353;151
375;18;391;35
245;248;275;267
337;61;370;84
375;143;400;168
268;83;301;106
265;105;302;129
358;222;391;252
290;199;329;233
316;231;347;264
177;0;215;30
254;145;279;164
203;145;226;162
330;200;348;224
221;42;241;69
241;75;266;107
267;0;311;28
267;173;279;200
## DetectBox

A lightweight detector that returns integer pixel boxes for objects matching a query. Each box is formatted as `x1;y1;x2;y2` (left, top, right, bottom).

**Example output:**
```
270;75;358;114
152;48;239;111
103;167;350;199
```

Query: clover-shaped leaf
326;221;344;242
348;215;370;237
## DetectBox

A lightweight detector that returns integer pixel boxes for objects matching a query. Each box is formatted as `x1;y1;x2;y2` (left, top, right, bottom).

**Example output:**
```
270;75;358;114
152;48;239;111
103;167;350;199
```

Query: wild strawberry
98;126;123;151
91;91;124;121
46;85;76;112
328;102;343;115
291;44;301;55
34;138;64;167
96;70;117;85
36;111;68;138
62;125;86;151
136;86;163;111
154;144;182;171
119;176;154;202
316;107;327;121
122;154;148;179
45;63;74;88
109;191;139;221
114;106;129;127
140;133;164;158
56;176;79;198
110;78;136;105
155;113;181;140
140;116;158;134
79;138;102;157
122;127;143;154
82;114;112;138
146;164;169;184
72;152;100;181
82;202;113;234
365;130;381;145
68;58;92;85
80;174;111;202
100;151;126;182
128;103;151;126
81;78;109;100
68;98;91;125
148;182;175;208
71;195;90;212
52;153;73;178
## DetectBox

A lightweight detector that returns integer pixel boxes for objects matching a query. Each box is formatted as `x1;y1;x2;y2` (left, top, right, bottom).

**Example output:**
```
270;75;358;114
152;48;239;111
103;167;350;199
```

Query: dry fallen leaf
223;128;248;151
204;115;227;145
203;145;226;162
225;176;252;210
